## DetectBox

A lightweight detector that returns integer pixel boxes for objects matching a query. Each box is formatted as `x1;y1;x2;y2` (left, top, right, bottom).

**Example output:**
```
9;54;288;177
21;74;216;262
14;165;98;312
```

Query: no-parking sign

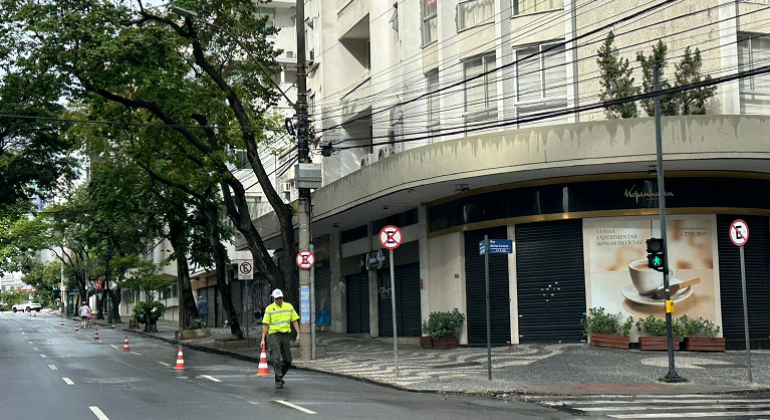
730;219;749;247
379;225;402;250
296;250;315;270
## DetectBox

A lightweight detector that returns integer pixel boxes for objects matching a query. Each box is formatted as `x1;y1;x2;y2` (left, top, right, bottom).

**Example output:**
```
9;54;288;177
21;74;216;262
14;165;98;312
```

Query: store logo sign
624;185;674;204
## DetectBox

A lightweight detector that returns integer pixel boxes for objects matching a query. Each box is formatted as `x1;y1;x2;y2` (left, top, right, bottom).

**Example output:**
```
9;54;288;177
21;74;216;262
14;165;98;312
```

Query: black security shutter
378;263;421;337
516;220;586;343
464;226;511;346
215;286;224;328
206;287;216;328
315;261;332;313
717;215;770;350
346;273;370;334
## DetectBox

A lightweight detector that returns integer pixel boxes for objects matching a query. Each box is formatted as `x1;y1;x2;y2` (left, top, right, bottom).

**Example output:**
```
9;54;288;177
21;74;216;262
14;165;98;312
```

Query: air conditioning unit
285;51;294;59
378;146;395;160
360;154;374;169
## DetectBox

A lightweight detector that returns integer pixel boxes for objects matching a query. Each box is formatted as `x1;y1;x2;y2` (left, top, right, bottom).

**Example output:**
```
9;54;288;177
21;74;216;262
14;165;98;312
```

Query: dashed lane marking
109;345;118;350
158;362;171;367
201;375;222;383
40;354;46;358
609;412;770;419
89;407;110;420
62;378;74;385
273;400;317;415
48;365;57;370
130;352;142;356
33;347;38;351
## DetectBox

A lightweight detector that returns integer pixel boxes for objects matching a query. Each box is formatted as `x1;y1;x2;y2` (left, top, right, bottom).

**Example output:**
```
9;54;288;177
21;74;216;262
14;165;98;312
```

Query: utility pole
295;0;312;361
653;63;685;383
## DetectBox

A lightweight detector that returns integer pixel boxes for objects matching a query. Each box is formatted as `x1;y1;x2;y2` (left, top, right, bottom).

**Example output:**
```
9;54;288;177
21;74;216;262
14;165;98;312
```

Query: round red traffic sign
296;250;315;269
729;219;749;247
239;261;252;275
379;225;402;250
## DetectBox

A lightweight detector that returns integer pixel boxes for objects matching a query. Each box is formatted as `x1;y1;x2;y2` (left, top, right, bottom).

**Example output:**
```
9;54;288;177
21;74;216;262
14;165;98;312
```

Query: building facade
244;0;770;349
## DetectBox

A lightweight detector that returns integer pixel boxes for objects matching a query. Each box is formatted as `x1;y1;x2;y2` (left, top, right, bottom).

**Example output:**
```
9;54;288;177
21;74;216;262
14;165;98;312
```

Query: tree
673;47;717;115
19;259;62;308
597;31;639;119
0;0;299;308
636;40;678;116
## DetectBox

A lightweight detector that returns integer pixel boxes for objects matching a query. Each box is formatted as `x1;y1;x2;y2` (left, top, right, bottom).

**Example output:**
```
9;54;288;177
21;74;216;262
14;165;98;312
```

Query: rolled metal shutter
206;287;216;328
230;280;242;325
215;286;224;328
515;219;586;344
464;226;511;346
345;273;370;334
717;215;770;350
377;262;421;337
315;261;332;317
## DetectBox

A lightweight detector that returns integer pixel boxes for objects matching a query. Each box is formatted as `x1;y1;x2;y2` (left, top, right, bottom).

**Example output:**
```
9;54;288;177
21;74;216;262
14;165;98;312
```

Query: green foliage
674;315;721;339
19;259;62;307
120;259;175;301
582;307;634;336
132;300;166;325
637;40;678;117
422;309;465;339
674;47;717;115
636;315;668;337
597;31;639;119
0;290;27;309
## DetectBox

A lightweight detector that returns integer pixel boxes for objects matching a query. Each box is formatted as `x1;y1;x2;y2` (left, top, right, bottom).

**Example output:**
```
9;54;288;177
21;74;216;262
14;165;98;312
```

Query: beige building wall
427;232;468;345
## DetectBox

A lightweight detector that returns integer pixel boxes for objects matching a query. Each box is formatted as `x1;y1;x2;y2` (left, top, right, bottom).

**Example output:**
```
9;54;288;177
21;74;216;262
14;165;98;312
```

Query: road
0;311;568;420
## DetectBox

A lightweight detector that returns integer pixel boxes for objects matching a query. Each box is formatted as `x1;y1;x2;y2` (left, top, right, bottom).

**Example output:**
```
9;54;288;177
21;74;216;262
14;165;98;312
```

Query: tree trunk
168;221;198;330
95;293;104;320
208;213;243;339
107;287;121;323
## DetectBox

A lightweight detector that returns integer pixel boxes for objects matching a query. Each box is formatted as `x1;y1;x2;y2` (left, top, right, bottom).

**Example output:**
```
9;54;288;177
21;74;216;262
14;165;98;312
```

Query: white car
12;300;42;313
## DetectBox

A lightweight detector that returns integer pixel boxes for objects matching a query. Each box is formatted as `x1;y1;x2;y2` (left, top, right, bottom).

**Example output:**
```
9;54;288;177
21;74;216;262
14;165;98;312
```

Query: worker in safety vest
260;289;300;389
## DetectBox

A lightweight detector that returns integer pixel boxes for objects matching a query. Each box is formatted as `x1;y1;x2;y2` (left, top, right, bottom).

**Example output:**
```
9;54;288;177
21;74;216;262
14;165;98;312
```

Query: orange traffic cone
257;348;270;377
60;318;64;327
174;346;185;370
123;336;130;352
94;328;99;341
75;323;79;333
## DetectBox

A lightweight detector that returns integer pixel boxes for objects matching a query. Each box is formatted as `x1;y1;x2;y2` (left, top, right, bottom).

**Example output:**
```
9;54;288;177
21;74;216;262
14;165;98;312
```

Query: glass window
427;71;440;128
464;53;497;115
422;0;438;45
513;0;564;15
514;42;567;126
257;7;275;28
458;0;495;31
738;33;770;115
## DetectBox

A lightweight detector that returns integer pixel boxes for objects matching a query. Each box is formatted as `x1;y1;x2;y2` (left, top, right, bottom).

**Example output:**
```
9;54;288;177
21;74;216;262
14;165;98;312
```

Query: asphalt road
0;312;570;420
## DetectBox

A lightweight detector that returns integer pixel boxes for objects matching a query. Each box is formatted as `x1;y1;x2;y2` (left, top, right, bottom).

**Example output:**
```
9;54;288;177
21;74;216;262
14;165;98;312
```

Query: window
738;34;770;115
514;42;567;126
513;0;564;15
464;53;498;117
422;0;438;45
235;150;250;170
458;0;495;31
257;7;275;28
427;71;441;129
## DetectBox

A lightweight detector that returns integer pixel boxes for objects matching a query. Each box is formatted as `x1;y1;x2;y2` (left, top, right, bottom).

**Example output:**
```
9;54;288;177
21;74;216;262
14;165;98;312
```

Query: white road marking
28;341;33;344
62;378;74;385
89;406;110;420
201;375;222;383
40;354;47;358
33;347;39;351
158;362;171;367
48;365;57;370
109;345;118;350
540;399;762;406
249;402;260;405
580;404;770;412
273;400;317;415
609;412;770;419
130;352;142;356
21;332;25;335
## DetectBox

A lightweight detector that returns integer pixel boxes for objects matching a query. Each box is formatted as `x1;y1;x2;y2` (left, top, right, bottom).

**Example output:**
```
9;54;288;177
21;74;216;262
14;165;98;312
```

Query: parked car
12;300;42;313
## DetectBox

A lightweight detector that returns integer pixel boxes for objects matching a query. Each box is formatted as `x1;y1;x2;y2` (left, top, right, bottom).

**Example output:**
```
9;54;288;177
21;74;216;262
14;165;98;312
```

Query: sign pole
739;245;753;382
484;234;492;381
310;244;316;360
390;248;398;377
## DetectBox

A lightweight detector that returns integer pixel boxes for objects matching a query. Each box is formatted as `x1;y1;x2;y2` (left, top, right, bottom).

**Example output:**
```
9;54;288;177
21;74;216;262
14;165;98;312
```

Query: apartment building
247;0;770;349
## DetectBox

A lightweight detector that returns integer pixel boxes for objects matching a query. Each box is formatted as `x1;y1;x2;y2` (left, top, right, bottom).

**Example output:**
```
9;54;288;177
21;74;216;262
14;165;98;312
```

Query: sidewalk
89;314;769;396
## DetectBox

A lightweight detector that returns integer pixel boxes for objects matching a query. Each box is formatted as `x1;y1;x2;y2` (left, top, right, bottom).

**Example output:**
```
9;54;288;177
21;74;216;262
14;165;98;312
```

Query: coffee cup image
628;259;675;295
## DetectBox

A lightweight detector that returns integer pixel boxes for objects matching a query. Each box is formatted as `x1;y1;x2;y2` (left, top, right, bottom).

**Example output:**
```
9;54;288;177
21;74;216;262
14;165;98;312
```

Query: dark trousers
268;332;292;383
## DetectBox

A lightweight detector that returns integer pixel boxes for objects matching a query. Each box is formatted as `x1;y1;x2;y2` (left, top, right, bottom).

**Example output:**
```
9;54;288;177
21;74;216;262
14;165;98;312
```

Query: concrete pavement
84;313;770;397
1;311;572;420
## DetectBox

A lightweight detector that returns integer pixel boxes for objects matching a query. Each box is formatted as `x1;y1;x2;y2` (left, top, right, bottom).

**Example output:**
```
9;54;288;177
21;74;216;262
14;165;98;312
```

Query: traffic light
646;238;665;272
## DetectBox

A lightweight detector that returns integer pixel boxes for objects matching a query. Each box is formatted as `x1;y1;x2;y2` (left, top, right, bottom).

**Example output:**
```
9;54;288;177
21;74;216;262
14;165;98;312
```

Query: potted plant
636;315;679;350
132;301;166;332
678;315;725;352
582;307;633;350
421;309;465;349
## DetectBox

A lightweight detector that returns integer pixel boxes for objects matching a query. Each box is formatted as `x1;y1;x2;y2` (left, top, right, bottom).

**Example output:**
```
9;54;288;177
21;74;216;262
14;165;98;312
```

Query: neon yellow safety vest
263;302;299;334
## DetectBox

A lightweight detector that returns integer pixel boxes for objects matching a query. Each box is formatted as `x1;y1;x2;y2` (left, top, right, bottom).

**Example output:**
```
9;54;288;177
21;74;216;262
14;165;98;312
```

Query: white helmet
271;289;284;299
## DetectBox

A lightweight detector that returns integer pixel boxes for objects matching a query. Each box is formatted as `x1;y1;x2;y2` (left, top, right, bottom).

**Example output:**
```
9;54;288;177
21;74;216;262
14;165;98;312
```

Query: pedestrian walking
260;289;300;389
197;295;208;328
79;302;90;329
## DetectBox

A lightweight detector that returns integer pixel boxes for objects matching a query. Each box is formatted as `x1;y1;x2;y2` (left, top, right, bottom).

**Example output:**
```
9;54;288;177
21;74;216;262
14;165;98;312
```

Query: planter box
684;337;725;352
639;336;680;351
590;333;630;350
432;337;458;350
420;336;434;349
175;328;211;341
215;338;257;349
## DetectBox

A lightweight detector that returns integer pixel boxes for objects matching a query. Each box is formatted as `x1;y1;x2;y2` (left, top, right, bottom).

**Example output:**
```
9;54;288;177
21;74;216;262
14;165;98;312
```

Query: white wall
427;232;468;344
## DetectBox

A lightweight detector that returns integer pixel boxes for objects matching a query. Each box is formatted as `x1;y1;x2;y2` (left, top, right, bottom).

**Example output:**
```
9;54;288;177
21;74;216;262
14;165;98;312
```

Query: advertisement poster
583;216;721;340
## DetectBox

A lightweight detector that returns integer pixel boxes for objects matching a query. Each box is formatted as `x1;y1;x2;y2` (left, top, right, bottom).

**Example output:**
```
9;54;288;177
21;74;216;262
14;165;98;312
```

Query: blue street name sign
479;239;513;255
300;286;310;324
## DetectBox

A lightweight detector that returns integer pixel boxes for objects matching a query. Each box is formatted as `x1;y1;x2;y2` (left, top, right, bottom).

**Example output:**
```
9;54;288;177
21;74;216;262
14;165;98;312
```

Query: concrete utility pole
295;0;312;361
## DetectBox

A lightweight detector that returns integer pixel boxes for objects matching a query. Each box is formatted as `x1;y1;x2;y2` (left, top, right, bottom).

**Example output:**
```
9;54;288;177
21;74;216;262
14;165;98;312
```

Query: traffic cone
257;348;270;377
75;323;79;333
123;336;130;352
174;346;185;370
93;328;99;341
60;318;64;327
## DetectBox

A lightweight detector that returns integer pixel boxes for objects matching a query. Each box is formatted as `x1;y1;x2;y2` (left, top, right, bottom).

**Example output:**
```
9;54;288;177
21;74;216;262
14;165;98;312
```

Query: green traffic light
653;256;662;266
